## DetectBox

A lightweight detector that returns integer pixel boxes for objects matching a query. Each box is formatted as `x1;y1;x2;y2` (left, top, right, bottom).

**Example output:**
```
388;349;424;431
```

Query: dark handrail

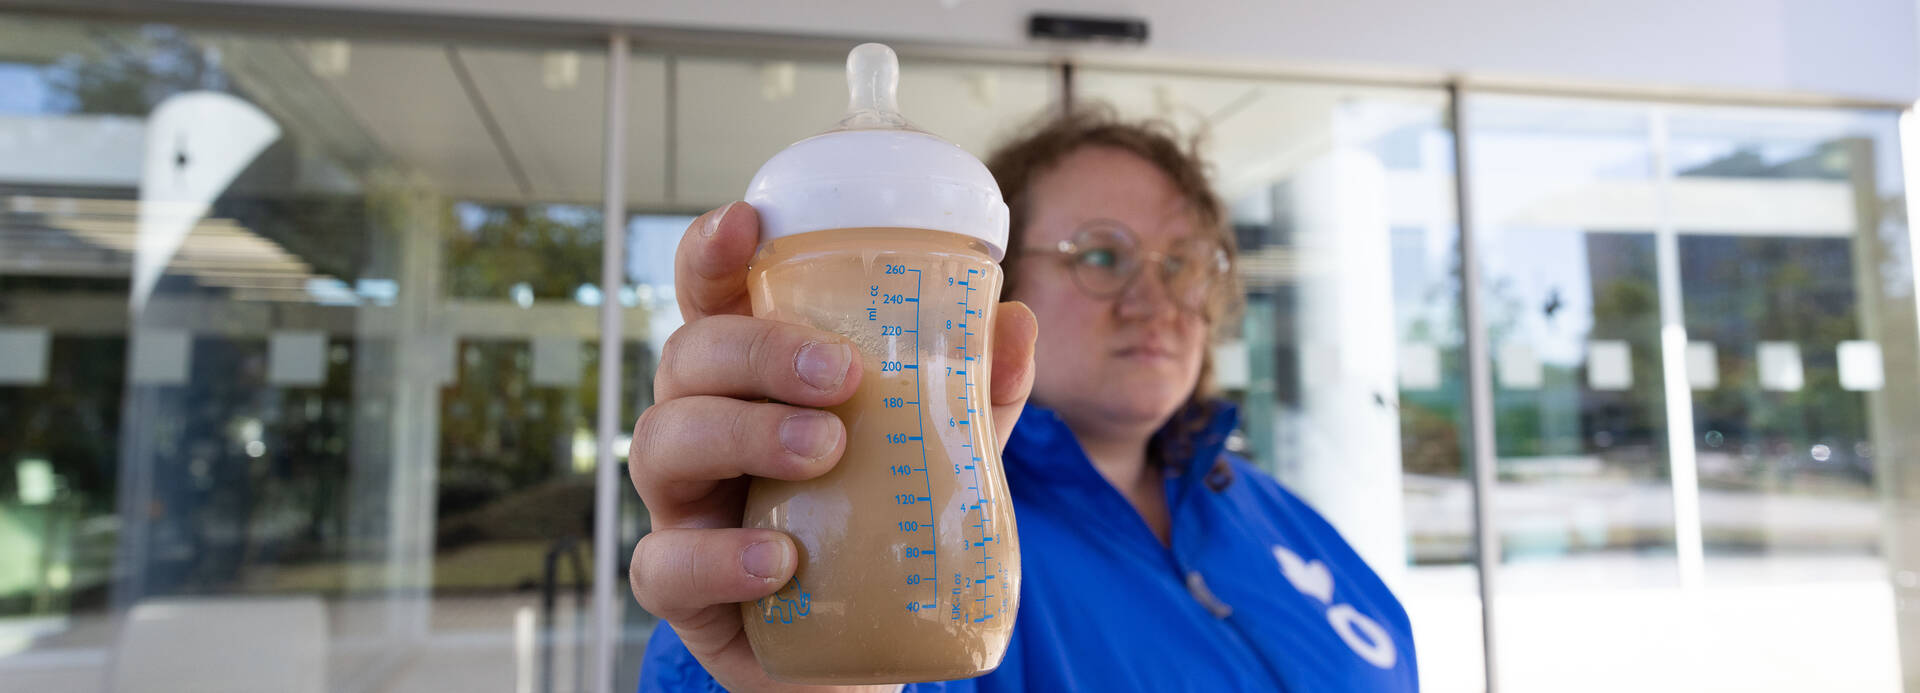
541;536;590;693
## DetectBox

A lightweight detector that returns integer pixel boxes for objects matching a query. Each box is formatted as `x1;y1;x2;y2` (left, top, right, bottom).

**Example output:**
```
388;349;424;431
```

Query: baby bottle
738;43;1020;684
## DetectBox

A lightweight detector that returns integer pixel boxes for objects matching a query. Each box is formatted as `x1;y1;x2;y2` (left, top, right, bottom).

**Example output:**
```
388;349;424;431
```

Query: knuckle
721;403;752;456
631;400;660;442
631;531;721;619
682;542;709;605
629;405;667;477
743;320;787;387
629;534;670;615
653;324;691;401
628;544;657;612
727;402;768;461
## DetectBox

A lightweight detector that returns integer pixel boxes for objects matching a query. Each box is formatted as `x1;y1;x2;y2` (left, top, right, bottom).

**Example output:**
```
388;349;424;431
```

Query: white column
1287;144;1409;587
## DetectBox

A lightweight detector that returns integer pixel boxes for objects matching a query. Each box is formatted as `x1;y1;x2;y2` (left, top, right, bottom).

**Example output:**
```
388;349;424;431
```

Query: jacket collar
1004;400;1240;486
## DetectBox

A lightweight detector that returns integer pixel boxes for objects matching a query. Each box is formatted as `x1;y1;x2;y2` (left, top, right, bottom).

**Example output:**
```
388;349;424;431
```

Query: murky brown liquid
741;228;1021;684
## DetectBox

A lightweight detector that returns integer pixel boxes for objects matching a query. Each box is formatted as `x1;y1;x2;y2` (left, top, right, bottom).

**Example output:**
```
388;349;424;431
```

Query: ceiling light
968;72;999;109
761;62;796;102
1152;84;1176;117
309;40;351;78
543;51;580;90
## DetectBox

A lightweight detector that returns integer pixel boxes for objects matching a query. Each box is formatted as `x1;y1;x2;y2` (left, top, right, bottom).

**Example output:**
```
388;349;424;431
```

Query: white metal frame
1647;108;1709;591
1449;83;1502;693
592;32;631;693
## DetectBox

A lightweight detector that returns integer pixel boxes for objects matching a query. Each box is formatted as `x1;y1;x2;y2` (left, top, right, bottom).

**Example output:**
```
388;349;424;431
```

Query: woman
630;108;1418;691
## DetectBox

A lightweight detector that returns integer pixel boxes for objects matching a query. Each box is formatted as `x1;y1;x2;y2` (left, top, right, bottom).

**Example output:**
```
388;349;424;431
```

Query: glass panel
1669;105;1913;691
1471;95;1678;579
1467;94;1915;691
0;14;612;692
1466;94;1678;691
1074;69;1482;693
610;212;686;692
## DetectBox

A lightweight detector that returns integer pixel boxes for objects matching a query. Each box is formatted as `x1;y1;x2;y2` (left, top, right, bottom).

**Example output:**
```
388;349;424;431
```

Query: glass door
1073;68;1483;693
1465;93;1916;692
0;13;616;692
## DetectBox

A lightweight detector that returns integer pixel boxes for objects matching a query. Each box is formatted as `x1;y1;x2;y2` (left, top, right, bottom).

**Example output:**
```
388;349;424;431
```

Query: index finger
674;202;761;321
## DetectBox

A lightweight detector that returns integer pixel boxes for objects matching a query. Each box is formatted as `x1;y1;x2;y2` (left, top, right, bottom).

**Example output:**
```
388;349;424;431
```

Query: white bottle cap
744;43;1009;261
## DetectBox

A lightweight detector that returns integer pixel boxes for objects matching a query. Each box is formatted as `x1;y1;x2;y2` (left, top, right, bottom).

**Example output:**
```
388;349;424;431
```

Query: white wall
174;0;1920;103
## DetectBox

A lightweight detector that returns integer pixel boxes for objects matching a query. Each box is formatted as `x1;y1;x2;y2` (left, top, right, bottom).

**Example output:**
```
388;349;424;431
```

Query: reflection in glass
0;14;614;692
1074;69;1483;693
1667;111;1904;596
1468;98;1679;588
1467;95;1915;692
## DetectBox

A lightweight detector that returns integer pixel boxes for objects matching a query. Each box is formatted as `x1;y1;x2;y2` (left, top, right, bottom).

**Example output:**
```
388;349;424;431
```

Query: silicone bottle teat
744;42;1010;259
833;43;919;132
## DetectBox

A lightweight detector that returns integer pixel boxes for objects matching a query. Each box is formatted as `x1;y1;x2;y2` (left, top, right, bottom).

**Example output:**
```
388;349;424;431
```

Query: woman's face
1009;145;1210;436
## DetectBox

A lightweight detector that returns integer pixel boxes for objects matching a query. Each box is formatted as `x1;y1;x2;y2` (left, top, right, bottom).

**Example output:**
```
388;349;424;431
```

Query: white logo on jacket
1273;545;1397;669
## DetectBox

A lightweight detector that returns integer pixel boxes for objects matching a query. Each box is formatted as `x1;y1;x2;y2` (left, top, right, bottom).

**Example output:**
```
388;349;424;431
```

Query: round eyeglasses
1019;219;1231;315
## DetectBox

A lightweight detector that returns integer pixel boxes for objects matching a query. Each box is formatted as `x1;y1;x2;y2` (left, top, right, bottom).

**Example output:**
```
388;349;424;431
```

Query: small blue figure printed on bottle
759;578;811;624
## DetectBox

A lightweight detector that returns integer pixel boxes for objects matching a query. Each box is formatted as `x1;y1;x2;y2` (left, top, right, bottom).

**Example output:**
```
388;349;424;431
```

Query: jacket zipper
1170;469;1293;692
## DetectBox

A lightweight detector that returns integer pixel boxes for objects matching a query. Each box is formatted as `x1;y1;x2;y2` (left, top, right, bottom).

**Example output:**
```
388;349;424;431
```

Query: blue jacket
640;402;1419;691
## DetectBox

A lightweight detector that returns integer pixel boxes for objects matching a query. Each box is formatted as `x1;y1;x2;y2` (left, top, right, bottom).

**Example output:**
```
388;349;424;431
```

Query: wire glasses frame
1019;219;1232;315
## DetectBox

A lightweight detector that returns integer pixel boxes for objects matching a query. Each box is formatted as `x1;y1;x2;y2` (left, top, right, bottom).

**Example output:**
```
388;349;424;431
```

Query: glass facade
0;7;1916;693
0;15;616;692
1465;95;1916;691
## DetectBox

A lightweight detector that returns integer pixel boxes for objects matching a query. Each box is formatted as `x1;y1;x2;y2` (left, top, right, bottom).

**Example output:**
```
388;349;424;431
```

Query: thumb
986;301;1037;453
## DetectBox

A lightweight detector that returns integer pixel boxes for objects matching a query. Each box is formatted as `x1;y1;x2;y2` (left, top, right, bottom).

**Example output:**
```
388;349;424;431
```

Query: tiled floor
0;593;655;693
0;557;1900;693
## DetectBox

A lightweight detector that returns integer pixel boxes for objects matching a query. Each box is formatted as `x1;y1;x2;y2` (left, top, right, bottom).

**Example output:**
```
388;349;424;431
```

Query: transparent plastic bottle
738;44;1020;684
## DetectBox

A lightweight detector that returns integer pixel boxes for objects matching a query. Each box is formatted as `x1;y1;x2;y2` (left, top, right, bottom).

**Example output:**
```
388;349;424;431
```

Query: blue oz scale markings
883;265;1002;622
952;268;1000;623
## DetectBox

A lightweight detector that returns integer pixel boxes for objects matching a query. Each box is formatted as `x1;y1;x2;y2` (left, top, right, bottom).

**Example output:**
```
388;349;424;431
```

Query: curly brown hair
983;103;1241;468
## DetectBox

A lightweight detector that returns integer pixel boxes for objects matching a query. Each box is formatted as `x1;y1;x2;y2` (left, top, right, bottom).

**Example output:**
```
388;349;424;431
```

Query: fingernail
742;540;791;580
702;203;734;237
780;412;840;461
795;342;851;392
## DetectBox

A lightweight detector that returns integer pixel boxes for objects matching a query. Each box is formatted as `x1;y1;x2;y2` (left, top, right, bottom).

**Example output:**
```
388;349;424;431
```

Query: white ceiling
1076;69;1447;202
0;15;1442;215
258;45;1452;213
672;55;1055;207
208;33;1067;209
235;37;673;207
219;37;1054;211
314;41;533;201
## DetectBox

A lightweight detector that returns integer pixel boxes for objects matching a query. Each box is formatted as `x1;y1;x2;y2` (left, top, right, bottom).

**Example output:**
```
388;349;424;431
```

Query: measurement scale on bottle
873;262;1009;625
